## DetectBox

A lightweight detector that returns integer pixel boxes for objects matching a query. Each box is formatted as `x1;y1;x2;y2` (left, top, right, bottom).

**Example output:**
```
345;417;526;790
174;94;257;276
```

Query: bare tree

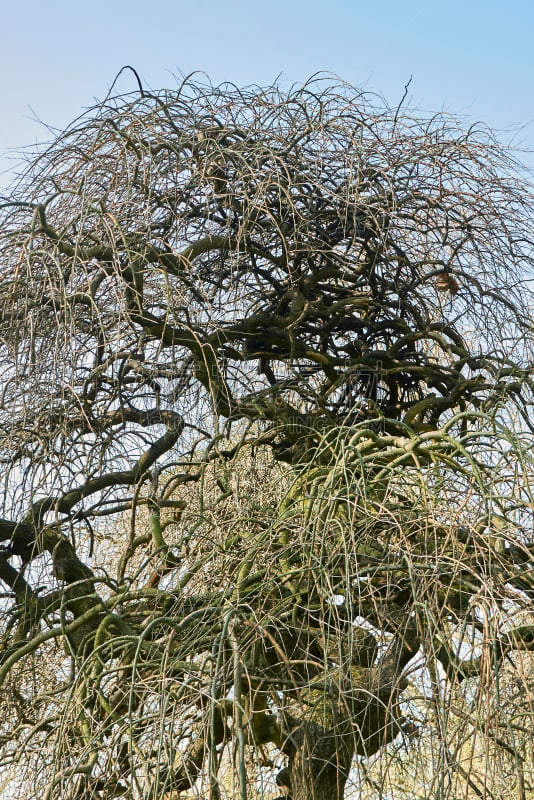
1;73;534;800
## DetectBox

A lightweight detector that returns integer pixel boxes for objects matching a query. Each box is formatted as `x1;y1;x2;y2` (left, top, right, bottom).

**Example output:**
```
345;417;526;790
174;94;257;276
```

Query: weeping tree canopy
2;73;534;800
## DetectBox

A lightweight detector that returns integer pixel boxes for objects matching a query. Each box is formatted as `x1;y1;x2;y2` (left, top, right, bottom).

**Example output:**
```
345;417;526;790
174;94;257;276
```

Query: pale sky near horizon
1;0;533;187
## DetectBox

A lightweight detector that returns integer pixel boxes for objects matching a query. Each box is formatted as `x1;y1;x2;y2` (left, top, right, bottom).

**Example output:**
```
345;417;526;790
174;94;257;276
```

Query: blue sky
1;0;533;186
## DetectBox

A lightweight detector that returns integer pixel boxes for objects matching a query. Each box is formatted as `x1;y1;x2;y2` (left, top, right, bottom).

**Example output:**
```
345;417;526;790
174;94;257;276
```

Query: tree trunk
286;720;354;800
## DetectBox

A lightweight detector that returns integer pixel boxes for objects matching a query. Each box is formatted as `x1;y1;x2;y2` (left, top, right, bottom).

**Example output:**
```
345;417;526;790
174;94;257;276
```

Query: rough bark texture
286;720;354;800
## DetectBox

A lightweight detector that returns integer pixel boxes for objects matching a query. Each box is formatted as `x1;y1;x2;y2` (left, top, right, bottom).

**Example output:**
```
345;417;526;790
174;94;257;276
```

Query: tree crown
1;75;534;800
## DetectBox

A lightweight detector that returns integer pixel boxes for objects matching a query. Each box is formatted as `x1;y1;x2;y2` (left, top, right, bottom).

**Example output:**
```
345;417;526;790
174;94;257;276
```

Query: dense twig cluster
1;74;534;799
